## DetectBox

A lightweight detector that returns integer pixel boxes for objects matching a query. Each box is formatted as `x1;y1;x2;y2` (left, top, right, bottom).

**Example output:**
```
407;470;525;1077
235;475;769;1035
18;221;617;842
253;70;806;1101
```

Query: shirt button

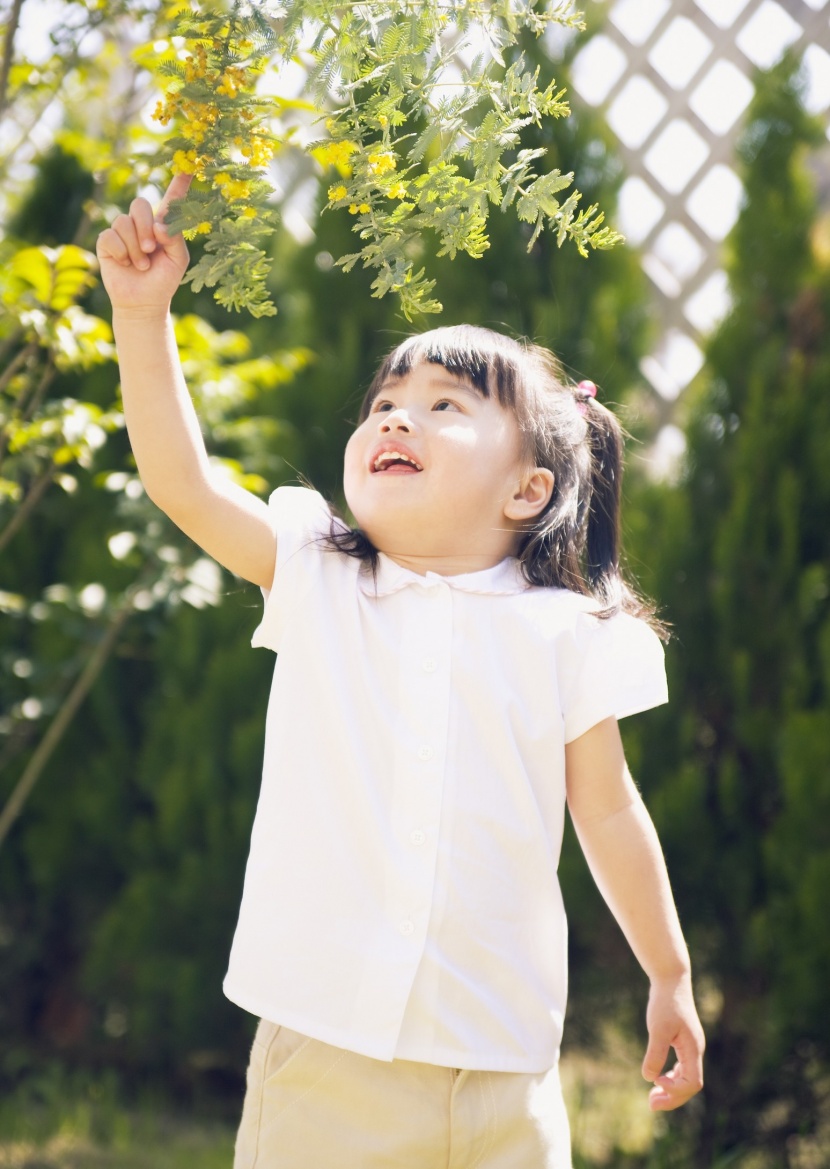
399;919;414;936
422;658;437;672
417;745;433;761
410;829;426;846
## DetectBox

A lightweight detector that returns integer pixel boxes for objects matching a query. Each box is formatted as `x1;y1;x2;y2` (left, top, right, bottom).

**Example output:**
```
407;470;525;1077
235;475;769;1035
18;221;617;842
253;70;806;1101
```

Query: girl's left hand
641;972;705;1110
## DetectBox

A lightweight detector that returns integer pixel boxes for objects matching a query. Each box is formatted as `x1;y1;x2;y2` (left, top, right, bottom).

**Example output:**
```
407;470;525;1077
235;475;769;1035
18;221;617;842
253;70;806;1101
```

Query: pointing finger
155;172;193;227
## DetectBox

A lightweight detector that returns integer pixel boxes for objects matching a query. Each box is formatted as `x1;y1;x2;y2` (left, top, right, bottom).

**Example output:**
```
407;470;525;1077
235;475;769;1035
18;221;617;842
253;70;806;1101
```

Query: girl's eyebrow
438;378;484;397
379;375;484;398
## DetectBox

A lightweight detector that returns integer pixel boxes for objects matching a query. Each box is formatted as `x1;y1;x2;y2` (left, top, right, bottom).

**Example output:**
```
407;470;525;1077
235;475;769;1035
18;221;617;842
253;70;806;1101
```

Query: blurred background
1;1;829;1166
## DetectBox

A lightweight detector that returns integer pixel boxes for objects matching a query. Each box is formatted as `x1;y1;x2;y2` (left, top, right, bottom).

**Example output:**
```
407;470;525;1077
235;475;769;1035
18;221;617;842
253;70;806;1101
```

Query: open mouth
371;451;423;474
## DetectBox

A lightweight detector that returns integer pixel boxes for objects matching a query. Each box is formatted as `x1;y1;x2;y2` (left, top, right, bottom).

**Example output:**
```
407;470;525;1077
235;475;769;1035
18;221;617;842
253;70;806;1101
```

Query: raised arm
96;177;277;590
565;716;705;1111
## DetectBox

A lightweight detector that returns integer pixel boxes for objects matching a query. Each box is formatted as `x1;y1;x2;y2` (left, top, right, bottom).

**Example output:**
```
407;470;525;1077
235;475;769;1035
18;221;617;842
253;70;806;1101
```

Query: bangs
359;325;530;421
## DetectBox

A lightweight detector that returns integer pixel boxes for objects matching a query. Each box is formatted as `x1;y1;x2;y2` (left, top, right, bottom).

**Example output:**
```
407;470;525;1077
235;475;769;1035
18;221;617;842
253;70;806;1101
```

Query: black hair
323;324;665;636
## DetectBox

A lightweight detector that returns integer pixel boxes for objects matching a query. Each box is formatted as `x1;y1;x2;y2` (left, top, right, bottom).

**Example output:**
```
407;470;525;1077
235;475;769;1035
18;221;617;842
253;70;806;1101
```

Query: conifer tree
628;56;830;1164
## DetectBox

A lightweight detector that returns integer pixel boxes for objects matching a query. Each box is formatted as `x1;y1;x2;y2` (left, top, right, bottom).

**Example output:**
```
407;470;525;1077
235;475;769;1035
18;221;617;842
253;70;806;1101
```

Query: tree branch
0;0;25;119
0;466;54;555
0;337;38;401
20;355;55;423
0;599;134;850
0;354;55;468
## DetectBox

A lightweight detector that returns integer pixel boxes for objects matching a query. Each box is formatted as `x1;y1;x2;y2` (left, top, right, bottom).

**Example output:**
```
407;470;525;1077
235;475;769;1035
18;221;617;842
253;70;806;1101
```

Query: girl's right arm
96;177;277;590
566;716;705;1111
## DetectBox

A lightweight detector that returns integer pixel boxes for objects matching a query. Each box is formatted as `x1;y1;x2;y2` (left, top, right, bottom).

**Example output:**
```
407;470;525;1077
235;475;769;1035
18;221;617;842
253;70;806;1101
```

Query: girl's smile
368;439;424;474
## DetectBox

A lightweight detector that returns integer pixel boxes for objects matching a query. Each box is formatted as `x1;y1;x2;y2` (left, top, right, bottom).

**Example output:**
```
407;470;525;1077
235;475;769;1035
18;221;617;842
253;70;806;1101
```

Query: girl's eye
433;399;460;411
372;401;394;412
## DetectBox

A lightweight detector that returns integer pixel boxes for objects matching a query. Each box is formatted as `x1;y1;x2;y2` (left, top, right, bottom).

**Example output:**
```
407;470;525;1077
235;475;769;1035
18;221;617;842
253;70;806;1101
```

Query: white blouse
223;486;668;1072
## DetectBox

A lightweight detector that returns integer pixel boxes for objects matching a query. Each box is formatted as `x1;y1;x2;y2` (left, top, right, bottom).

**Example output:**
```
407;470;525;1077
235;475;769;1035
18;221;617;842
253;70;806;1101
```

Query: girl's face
343;361;550;575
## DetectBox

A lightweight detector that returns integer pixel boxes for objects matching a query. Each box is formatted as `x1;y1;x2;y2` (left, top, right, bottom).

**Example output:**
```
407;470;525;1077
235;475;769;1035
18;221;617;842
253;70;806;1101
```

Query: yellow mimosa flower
368;152;396;175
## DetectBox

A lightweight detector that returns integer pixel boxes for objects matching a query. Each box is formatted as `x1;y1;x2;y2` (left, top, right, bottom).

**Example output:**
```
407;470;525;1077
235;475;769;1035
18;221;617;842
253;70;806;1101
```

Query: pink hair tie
575;379;598;415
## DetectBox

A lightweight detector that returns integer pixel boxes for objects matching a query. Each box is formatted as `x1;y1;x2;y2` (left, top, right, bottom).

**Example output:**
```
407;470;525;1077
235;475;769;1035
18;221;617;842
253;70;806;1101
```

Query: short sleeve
559;610;668;743
250;485;333;653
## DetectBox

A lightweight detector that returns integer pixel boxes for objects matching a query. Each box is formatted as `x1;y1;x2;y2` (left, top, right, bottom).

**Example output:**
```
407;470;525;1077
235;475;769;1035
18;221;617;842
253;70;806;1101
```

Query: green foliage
1;244;112;366
0;241;119;546
147;0;621;318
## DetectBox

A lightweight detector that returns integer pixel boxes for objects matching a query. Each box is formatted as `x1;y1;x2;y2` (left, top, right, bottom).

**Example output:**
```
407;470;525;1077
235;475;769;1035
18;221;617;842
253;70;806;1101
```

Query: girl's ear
504;467;554;522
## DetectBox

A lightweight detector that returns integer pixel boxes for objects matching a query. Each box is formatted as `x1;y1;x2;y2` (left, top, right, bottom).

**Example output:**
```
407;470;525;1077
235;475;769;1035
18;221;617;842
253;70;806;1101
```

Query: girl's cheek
441;426;478;455
343;432;368;497
344;430;362;466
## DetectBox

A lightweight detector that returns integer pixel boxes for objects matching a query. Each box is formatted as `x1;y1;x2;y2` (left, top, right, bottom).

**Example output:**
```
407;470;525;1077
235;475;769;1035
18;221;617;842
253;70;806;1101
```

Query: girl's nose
378;408;412;433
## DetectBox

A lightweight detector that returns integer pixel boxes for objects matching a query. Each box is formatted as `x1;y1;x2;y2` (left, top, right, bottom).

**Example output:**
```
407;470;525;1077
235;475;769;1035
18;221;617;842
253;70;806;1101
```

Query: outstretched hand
96;174;193;316
642;973;705;1111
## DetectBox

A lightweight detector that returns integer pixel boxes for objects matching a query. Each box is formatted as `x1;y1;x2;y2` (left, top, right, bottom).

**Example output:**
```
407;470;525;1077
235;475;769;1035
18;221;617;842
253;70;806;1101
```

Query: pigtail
582;400;668;637
583;401;624;608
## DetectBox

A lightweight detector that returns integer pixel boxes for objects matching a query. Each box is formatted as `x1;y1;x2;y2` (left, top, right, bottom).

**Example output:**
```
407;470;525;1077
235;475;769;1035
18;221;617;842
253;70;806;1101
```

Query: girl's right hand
96;174;193;316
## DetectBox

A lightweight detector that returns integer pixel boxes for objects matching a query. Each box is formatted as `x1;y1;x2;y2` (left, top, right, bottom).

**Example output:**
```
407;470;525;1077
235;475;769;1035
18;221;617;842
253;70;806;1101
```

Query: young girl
97;179;704;1168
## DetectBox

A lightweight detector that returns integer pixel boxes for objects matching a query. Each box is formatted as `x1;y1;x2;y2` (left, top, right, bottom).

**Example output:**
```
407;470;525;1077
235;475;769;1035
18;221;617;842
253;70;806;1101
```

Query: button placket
385;582;453;955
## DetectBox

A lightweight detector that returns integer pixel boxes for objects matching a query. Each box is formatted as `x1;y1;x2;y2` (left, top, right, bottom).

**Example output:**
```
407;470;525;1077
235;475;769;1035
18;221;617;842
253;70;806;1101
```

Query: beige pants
234;1019;572;1169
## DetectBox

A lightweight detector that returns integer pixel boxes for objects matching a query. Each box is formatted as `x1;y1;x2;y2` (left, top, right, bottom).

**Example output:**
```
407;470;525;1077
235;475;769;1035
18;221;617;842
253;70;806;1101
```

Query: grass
0;1124;235;1169
0;1069;235;1169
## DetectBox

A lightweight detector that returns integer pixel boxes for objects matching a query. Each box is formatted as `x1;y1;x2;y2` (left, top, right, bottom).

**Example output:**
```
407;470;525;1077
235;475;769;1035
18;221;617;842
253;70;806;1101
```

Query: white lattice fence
570;0;830;408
